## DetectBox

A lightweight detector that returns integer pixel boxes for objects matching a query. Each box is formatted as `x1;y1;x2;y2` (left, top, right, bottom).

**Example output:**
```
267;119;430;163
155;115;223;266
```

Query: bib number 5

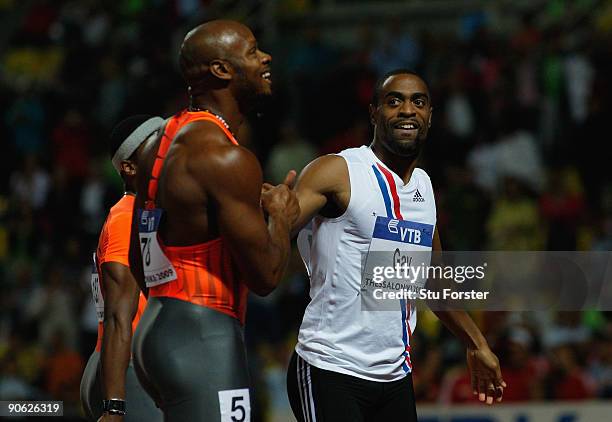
218;389;250;422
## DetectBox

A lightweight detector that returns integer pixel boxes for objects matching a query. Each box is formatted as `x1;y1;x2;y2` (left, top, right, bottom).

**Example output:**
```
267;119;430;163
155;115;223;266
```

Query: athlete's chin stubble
385;136;421;159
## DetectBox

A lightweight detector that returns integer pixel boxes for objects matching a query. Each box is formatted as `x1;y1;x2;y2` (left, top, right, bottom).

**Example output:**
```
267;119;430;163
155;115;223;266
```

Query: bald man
129;20;299;421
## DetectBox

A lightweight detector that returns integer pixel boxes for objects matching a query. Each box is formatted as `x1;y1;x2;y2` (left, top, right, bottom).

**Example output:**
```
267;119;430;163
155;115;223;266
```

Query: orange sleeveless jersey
95;194;147;352
147;110;249;324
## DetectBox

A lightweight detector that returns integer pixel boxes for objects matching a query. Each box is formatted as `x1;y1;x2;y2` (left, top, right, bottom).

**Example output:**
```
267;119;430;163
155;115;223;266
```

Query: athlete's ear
120;160;136;177
428;107;433;128
210;59;232;81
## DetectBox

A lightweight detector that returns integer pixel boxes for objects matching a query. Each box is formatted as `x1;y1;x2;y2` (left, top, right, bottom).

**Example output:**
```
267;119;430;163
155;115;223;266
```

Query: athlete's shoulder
184;140;262;198
176;117;233;149
302;154;348;179
413;167;431;180
413;167;436;200
108;195;134;220
415;168;436;192
104;196;134;236
337;145;369;162
297;154;349;195
168;114;255;173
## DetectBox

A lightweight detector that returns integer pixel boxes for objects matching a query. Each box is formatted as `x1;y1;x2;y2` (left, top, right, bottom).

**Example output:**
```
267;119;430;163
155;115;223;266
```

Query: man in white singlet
285;69;506;422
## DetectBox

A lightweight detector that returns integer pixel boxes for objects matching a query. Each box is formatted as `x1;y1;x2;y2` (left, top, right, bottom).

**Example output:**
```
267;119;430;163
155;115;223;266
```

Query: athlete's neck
370;141;418;185
190;93;243;134
123;180;136;196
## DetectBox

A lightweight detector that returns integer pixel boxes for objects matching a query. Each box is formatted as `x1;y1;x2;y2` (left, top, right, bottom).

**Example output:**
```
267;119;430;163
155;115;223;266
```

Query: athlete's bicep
215;180;270;254
100;262;140;322
192;146;276;284
293;155;349;235
293;186;326;236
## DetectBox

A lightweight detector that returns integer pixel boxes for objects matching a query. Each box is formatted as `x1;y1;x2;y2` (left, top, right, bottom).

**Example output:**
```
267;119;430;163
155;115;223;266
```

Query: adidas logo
413;189;425;202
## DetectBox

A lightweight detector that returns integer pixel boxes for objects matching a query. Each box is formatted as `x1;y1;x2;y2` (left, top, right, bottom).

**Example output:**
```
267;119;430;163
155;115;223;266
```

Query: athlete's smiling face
370;73;432;158
230;27;272;98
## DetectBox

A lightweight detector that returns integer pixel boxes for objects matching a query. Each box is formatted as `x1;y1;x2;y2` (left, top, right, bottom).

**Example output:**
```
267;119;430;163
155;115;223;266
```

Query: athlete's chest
346;167;436;244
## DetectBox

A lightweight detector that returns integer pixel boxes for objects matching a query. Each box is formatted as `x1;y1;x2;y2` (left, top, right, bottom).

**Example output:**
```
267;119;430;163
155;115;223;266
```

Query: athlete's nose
397;108;416;118
398;101;416;117
261;50;272;65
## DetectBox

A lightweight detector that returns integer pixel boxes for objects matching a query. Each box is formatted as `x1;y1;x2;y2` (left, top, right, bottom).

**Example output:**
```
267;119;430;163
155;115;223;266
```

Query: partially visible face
370;73;432;158
120;141;148;179
230;26;272;99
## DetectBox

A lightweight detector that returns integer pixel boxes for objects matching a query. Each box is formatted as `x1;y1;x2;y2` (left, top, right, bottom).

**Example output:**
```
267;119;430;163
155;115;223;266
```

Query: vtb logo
387;219;399;234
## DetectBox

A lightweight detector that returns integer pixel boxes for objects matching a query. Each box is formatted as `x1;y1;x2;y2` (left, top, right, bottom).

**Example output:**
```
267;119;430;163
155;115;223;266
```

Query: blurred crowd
1;0;611;420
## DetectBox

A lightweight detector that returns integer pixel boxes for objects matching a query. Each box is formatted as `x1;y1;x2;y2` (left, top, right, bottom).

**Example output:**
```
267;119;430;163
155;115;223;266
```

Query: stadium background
1;0;611;420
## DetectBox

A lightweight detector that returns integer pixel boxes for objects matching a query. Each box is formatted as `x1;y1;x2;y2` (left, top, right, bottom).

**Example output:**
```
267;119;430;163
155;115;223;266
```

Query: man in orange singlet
80;116;163;421
130;20;299;421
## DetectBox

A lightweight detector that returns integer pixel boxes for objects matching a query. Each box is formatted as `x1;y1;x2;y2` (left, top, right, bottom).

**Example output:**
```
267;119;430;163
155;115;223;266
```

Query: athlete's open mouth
393;120;419;130
261;71;272;82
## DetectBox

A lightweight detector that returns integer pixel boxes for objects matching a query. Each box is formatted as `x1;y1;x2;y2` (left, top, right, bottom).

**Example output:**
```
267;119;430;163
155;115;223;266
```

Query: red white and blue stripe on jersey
371;163;413;373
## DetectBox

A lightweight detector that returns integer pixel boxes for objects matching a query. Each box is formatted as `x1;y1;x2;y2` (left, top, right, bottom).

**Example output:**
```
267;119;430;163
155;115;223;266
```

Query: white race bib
138;208;177;288
90;252;104;322
218;388;250;422
362;216;434;306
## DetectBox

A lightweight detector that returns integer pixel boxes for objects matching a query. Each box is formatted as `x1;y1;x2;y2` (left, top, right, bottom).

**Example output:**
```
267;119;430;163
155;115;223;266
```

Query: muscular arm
100;262;140;401
429;228;506;404
429;229;488;349
292;154;350;236
189;133;296;296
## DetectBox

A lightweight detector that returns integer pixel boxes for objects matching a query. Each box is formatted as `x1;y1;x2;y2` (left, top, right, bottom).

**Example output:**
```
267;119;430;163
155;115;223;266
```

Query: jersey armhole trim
97;256;130;267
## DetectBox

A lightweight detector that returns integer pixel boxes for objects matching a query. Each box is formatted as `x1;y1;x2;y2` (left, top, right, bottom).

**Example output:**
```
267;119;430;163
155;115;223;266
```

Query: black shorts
287;351;418;422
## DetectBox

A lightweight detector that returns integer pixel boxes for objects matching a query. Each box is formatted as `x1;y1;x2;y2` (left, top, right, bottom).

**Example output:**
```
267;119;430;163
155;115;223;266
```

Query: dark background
1;0;611;420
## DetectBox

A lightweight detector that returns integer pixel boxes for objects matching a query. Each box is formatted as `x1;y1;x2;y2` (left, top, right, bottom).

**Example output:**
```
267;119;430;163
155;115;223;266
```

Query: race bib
138;208;177;288
362;216;434;309
90;252;104;322
218;388;250;422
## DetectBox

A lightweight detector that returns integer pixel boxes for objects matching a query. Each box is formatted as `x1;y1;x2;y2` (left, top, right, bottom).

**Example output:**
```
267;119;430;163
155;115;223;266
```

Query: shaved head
179;20;254;87
180;20;272;108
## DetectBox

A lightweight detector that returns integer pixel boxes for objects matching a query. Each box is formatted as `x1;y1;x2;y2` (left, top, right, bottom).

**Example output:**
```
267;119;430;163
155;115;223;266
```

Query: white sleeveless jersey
296;146;436;382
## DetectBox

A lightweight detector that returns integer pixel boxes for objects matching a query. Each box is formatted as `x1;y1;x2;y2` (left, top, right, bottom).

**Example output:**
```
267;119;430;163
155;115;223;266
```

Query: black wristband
102;399;126;416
